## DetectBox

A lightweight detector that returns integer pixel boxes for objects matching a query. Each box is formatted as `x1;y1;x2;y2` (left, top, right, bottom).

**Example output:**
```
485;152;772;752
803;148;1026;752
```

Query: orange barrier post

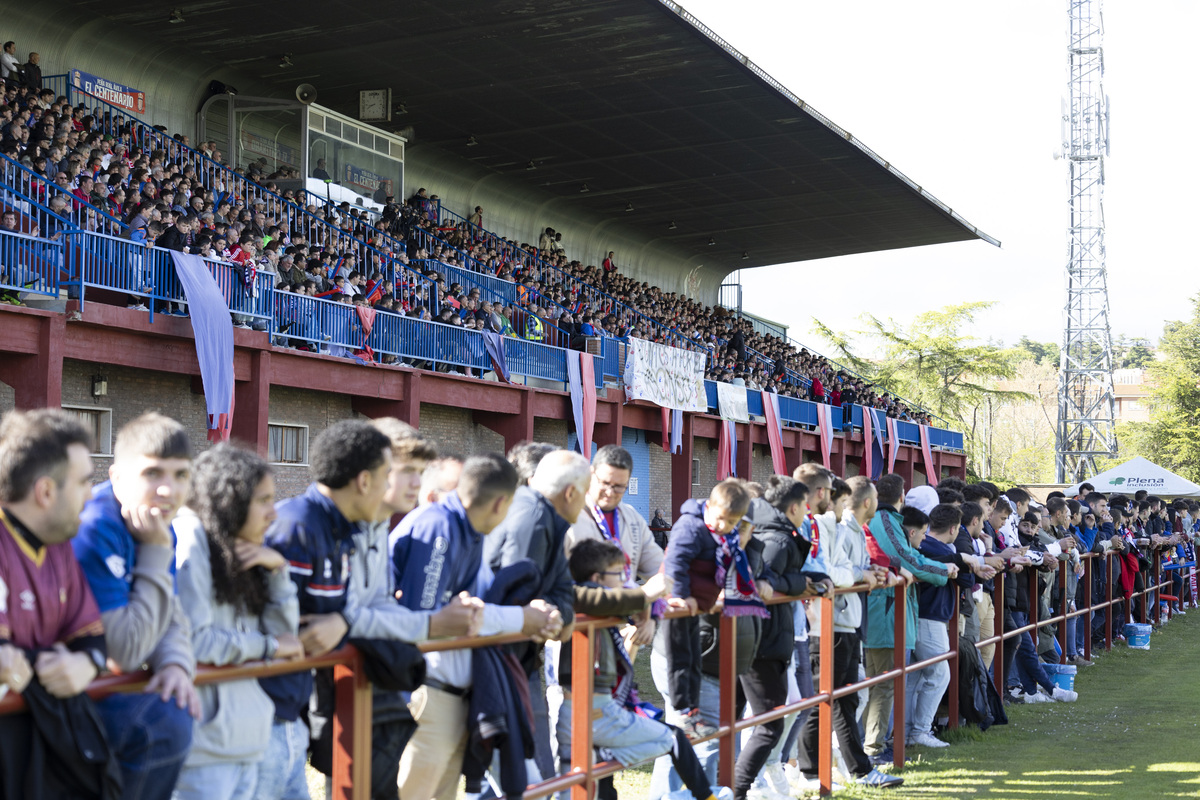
332;648;372;800
946;591;960;730
569;621;596;800
717;613;738;788
817;593;835;796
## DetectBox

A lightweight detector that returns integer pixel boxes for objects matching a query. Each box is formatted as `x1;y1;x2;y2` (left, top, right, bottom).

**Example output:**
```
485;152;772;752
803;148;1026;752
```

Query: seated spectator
172;444;303;800
0;410;116;798
72;412;199;800
559;539;719;800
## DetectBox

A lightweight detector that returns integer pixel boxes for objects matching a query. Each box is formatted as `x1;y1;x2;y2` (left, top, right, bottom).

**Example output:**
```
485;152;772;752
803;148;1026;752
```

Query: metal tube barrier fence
0;229;63;298
0;544;1183;798
0;153;127;238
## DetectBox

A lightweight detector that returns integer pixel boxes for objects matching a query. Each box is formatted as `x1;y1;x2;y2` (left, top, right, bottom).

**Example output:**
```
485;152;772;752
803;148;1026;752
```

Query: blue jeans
1006;612;1054;695
252;719;311;800
172;761;258;800
96;692;194;800
905;618;950;738
779;639;815;762
648;650;724;800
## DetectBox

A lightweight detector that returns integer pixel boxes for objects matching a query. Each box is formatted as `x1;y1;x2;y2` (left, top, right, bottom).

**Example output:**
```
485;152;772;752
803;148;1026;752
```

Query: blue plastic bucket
1124;622;1152;650
1042;662;1077;692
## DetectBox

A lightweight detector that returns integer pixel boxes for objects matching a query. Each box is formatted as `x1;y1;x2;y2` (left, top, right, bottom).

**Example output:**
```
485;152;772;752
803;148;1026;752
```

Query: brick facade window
268;423;309;465
63;405;113;456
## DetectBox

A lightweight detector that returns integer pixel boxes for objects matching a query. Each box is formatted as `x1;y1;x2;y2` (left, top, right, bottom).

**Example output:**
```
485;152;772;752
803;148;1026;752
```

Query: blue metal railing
44;74;70;100
600;338;624;384
61;231;275;325
0;230;63;298
702;382;962;452
0;153;126;238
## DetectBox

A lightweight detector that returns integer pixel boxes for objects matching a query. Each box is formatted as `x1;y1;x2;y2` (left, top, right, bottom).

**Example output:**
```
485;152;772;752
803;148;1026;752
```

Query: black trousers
796;631;871;779
733;658;789;799
667;724;718;800
664;615;702;711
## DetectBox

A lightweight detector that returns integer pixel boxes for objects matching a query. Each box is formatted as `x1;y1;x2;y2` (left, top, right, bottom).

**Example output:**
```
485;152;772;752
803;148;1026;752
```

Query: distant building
1113;368;1150;424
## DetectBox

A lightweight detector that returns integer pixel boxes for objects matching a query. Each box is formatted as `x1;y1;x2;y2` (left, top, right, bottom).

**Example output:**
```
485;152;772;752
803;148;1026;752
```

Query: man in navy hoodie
256;420;396;800
392;454;560;800
660;479;752;739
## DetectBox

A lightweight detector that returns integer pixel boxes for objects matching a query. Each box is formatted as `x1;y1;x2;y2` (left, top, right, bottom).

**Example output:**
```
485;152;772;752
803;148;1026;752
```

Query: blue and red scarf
708;509;768;619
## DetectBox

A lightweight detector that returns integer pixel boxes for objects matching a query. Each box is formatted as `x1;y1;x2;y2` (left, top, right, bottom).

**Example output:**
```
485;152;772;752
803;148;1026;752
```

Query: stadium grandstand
0;1;987;503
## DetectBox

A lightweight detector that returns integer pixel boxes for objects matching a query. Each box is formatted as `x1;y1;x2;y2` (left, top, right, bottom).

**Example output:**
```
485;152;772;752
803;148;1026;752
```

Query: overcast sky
682;0;1199;353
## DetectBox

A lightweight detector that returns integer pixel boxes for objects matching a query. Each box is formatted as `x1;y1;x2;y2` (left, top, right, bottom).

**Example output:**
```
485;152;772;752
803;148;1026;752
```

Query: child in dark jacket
558;540;720;800
661;480;768;739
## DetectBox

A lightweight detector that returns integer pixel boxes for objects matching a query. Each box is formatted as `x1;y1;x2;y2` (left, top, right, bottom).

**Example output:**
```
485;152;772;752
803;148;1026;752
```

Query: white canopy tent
1066;456;1200;498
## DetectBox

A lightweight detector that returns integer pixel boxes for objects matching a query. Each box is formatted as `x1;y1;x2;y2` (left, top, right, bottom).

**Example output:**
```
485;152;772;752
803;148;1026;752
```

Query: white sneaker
760;762;791;797
1051;686;1078;702
794;775;845;793
907;731;950;748
783;763;805;793
1023;691;1052;704
747;787;791;800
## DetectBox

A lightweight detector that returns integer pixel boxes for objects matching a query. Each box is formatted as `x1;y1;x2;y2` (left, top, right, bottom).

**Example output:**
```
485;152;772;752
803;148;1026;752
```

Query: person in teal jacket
861;476;950;761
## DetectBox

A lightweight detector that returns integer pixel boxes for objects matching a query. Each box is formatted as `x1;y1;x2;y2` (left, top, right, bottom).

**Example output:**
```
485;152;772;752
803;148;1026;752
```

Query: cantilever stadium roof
88;0;998;269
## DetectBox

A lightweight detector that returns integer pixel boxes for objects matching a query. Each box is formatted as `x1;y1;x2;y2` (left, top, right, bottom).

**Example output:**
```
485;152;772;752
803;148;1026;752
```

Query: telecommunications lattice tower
1055;0;1117;484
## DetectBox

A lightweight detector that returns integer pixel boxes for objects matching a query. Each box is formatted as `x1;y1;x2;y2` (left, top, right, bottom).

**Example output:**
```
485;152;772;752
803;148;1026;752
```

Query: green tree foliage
812;302;1033;479
1016;337;1060;367
1114;297;1200;481
1112;334;1155;370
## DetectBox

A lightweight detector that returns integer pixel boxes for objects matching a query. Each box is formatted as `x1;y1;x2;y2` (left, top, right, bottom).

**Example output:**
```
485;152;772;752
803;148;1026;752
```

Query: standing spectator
344;419;480;799
254;420;389;800
20;52;40;91
173;445;303;800
792;469;899;789
0;410;117;798
659;480;756;738
566;445;665;645
468;205;483;239
739;477;825;799
392;455;560;800
312;159;330;181
73;412;199;800
0;42;19;81
861;474;947;764
483;449;587;784
906;504;970;748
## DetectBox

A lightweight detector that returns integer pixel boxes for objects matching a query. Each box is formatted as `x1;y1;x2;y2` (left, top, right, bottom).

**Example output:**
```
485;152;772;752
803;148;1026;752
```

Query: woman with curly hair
172;443;303;800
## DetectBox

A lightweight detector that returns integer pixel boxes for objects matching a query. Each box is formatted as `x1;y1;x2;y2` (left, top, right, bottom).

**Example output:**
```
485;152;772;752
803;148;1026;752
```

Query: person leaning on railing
859;475;945;763
658;480;756;740
739;476;827;797
392;455;562;800
172;444;303;800
649;484;773;800
0;410;117;799
71;413;200;800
